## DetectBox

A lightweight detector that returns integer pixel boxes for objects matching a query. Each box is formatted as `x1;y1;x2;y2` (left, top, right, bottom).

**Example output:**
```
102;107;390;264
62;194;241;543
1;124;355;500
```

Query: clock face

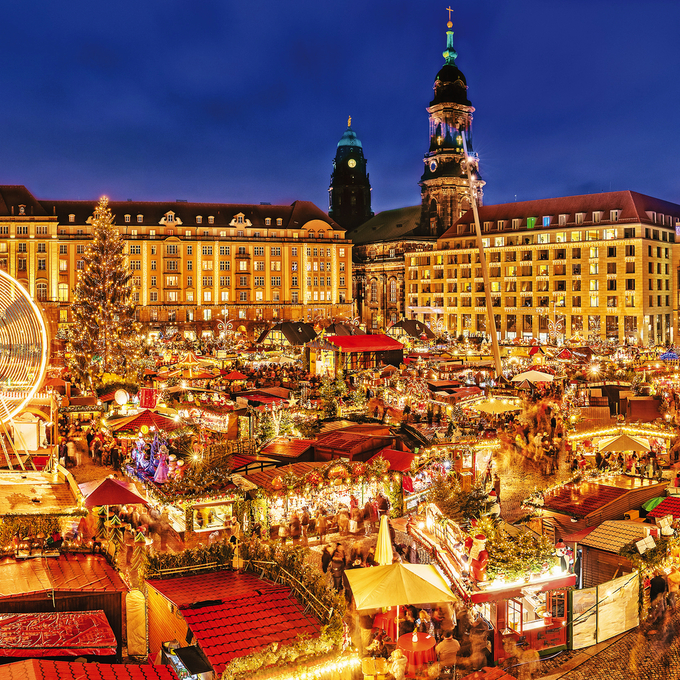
347;158;357;168
429;160;437;172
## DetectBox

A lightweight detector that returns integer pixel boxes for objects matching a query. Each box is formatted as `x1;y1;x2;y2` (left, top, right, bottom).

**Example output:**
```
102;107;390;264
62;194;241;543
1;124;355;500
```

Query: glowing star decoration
0;270;49;424
548;316;564;342
428;316;445;337
217;315;234;349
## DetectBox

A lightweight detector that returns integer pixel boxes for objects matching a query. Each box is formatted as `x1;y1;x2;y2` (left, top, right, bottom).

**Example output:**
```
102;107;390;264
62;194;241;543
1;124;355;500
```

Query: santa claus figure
467;533;489;582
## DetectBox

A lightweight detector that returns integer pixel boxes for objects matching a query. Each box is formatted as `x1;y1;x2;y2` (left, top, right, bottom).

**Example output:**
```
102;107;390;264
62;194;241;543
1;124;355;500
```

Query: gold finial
348;116;352;127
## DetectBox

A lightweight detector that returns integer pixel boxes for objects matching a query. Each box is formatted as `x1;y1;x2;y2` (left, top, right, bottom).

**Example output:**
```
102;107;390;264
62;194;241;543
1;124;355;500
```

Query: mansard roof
346;205;424;245
440;190;680;242
0;186;343;231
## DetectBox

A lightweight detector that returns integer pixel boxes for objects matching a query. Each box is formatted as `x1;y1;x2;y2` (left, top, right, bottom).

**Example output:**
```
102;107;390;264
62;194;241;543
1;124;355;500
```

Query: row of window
412;294;671;309
475;211;678;231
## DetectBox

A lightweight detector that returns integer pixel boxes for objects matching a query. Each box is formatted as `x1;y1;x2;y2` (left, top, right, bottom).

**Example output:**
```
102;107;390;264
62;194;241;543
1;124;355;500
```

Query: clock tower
419;17;484;237
328;118;373;230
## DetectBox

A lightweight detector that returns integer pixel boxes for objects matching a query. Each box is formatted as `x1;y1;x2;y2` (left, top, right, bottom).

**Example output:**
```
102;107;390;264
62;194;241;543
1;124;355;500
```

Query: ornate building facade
347;18;482;328
406;191;680;346
0;186;353;341
418;18;484;235
328;118;373;231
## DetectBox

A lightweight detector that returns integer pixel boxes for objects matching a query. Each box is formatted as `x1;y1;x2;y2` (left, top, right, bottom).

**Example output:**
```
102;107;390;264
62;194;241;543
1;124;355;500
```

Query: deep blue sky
2;0;679;214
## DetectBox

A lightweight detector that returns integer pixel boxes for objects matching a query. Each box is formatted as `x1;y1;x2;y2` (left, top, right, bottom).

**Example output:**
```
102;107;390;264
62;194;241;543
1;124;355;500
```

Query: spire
348;115;352;127
443;15;458;65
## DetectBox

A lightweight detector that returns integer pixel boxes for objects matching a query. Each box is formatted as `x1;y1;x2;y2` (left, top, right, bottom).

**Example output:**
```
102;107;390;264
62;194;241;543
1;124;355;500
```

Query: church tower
419;16;484;236
328;118;373;230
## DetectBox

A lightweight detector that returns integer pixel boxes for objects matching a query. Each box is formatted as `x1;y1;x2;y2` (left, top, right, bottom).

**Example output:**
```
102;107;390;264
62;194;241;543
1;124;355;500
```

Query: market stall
408;504;575;664
244;458;402;537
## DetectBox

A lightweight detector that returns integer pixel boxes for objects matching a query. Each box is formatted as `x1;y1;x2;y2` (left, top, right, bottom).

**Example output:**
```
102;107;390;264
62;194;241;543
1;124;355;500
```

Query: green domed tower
328;117;373;230
419;16;484;236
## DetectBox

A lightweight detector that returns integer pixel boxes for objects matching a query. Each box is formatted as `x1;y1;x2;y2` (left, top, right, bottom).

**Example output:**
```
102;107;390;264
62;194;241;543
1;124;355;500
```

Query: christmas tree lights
67;196;142;389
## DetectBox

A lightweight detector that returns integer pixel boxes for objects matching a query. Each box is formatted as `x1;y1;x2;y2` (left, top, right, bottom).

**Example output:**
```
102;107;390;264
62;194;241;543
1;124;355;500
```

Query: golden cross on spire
446;6;453;21
348;116;352;127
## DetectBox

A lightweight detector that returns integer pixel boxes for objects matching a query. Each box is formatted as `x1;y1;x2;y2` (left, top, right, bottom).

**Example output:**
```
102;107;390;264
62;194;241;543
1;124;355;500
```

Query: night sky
2;0;679;215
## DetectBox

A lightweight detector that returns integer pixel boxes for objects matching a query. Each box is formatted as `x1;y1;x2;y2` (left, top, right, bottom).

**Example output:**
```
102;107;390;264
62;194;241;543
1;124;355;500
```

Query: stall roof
230;454;278;473
0;472;78;516
369;448;415;472
0;610;116;658
148;571;319;677
322;334;403;353
3;659;178;680
541;476;665;519
0;555;126;599
244;462;326;494
260;438;315;460
647;496;680;519
579;520;654;553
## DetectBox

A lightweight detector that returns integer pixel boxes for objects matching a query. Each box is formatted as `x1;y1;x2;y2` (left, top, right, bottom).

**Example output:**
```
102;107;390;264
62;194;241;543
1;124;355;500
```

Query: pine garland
66;196;142;389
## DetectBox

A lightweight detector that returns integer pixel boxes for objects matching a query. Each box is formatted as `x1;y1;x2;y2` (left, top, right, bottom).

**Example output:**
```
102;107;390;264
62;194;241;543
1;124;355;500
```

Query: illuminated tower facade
419;18;484;236
328;118;373;230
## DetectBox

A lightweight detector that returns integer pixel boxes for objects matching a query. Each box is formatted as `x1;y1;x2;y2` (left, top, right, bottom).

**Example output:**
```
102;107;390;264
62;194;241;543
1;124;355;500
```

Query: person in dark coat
289;513;301;544
321;545;333;574
330;543;346;592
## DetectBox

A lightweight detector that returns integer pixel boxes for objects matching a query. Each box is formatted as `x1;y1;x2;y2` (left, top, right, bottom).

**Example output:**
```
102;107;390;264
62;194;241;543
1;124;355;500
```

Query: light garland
567;424;676;442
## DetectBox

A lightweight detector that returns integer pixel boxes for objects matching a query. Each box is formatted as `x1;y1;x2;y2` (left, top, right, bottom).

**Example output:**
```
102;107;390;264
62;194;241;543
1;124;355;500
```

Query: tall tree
67;196;141;388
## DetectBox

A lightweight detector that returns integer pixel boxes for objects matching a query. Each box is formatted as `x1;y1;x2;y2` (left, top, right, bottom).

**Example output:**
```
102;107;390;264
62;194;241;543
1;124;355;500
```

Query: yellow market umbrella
345;562;456;611
471;399;522;415
374;515;393;566
511;370;555;383
598;433;650;453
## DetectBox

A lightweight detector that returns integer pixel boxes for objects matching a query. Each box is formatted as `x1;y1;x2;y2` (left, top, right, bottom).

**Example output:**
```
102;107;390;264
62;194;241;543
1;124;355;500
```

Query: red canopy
223;370;248;380
107;409;180;434
83;477;149;508
0;610;117;657
324;334;403;353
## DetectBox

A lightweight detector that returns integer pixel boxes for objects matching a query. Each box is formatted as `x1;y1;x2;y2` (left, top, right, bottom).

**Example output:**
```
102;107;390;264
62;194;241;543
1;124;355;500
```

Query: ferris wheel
0;270;49;424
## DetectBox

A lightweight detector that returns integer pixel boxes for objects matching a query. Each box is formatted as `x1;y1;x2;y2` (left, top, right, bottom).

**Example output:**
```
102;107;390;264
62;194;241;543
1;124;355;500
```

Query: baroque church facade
336;18;484;328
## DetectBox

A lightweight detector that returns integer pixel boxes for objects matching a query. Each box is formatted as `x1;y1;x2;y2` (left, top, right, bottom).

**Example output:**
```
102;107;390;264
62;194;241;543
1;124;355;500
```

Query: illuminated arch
0;270;49;424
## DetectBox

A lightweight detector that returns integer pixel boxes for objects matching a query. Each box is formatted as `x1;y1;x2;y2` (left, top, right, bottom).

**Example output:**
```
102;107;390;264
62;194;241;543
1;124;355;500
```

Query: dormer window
196;216;203;224
19;205;26;216
610;210;620;222
575;213;585;224
124;214;131;223
593;211;602;223
265;218;271;226
137;215;143;223
276;218;283;226
542;216;552;227
237;215;244;224
167;214;174;222
208;216;214;224
558;214;568;225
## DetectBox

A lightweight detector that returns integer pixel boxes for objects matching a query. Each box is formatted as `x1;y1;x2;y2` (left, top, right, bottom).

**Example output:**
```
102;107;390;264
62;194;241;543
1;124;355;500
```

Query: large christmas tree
67;196;141;388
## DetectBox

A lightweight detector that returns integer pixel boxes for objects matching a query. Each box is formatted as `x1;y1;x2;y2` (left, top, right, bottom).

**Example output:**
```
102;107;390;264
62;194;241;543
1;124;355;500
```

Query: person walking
330;543;346;592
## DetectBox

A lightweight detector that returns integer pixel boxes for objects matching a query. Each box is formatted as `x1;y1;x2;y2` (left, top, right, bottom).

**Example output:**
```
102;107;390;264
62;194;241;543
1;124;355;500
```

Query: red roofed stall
306;334;403;376
3;659;178;680
0;611;117;658
147;571;320;678
0;555;128;659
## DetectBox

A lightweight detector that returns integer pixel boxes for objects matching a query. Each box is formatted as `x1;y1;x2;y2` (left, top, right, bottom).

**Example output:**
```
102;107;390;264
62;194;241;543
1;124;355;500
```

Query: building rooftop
2;659;178;680
147;571;319;677
0;555;127;599
541;476;664;518
579;520;653;553
441;190;680;242
0;472;78;516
